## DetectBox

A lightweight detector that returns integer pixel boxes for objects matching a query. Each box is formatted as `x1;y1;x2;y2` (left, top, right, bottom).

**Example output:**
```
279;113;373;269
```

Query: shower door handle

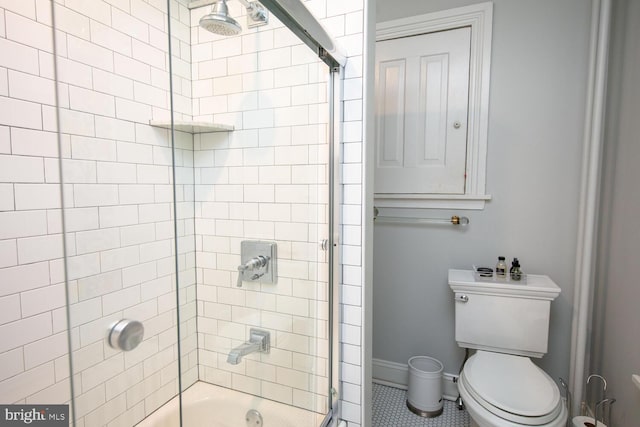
108;319;144;351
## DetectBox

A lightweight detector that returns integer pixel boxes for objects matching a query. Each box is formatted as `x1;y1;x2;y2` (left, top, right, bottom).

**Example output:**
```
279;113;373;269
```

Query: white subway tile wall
0;0;197;426
188;2;364;423
0;0;68;412
190;2;331;414
0;0;364;425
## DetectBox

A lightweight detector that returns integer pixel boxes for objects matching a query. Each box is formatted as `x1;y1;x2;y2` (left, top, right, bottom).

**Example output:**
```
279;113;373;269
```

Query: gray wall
590;0;640;424
373;0;592;383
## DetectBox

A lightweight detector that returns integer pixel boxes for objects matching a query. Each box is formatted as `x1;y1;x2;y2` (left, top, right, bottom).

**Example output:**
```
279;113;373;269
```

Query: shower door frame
261;3;347;422
325;65;343;427
178;1;345;425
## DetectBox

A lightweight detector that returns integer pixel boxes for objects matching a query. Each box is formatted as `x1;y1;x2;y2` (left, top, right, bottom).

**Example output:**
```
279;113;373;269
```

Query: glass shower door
49;0;341;424
53;1;183;425
186;0;335;424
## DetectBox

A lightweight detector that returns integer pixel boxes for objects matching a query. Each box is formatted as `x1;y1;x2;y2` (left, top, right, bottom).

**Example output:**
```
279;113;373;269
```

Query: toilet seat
460;351;564;426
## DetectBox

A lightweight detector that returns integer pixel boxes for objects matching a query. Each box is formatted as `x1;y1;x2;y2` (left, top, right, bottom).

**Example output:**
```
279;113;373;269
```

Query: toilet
448;269;568;427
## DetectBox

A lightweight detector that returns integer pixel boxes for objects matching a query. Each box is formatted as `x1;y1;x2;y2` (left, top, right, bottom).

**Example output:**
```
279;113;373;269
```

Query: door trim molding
375;2;493;209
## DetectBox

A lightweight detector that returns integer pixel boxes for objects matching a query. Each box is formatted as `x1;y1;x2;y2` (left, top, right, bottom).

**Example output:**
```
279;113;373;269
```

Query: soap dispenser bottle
510;258;522;281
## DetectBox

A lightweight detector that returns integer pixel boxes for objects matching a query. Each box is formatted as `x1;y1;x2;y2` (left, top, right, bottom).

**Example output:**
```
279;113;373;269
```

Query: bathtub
137;381;328;427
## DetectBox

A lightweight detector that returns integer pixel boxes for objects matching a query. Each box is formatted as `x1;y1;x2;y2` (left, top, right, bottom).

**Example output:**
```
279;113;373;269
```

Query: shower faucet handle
237;255;270;287
238;255;269;272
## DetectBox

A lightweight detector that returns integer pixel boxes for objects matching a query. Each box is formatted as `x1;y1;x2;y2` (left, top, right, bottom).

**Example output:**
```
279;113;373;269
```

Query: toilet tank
448;269;561;358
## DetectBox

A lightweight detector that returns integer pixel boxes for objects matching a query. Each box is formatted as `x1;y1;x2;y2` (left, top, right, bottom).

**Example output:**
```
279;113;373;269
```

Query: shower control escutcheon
237;241;277;287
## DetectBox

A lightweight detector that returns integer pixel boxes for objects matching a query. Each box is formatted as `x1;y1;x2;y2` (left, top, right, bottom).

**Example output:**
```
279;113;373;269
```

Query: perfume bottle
510;258;522;281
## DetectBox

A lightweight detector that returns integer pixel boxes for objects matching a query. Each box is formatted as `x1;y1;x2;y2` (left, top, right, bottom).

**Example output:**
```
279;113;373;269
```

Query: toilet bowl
448;269;566;427
457;351;567;427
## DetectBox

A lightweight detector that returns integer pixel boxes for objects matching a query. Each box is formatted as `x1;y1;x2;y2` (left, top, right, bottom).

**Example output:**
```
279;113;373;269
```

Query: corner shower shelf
149;120;234;134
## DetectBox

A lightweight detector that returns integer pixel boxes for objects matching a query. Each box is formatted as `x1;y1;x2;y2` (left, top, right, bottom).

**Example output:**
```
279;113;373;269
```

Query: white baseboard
372;358;459;401
372;359;409;389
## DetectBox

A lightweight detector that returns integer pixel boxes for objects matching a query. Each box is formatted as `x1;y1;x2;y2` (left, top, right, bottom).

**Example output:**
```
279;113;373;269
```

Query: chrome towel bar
373;207;469;226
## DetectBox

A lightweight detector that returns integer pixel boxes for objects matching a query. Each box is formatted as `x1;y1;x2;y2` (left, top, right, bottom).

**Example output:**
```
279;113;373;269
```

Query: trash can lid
408;356;443;374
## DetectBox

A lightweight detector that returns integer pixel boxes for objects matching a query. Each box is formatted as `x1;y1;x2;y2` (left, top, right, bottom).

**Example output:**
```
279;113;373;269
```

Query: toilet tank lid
464;351;561;417
448;269;561;300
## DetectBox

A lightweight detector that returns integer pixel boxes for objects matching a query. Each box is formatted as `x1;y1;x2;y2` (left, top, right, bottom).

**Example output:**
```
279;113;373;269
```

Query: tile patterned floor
372;383;471;427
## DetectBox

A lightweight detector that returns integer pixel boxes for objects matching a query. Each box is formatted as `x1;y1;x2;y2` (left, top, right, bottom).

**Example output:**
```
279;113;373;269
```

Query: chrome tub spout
227;341;262;364
226;329;270;365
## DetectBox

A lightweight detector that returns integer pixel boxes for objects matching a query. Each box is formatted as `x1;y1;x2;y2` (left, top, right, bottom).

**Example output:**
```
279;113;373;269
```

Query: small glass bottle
510;258;522;281
496;256;507;279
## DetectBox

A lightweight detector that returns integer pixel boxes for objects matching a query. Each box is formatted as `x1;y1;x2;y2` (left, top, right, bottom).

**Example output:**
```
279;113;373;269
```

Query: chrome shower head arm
236;0;268;25
235;0;252;9
210;0;230;14
248;2;268;22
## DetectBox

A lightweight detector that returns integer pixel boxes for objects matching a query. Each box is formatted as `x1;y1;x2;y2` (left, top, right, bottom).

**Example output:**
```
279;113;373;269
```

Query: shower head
199;0;242;36
199;0;268;36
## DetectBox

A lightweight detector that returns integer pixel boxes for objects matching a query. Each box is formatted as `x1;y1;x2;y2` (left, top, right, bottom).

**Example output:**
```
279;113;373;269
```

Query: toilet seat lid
464;351;561;417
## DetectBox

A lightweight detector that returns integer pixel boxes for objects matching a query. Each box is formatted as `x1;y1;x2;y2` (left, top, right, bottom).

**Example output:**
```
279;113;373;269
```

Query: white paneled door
375;27;471;194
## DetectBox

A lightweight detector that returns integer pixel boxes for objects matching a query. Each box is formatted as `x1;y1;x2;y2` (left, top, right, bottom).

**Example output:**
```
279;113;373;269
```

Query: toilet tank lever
455;294;469;303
